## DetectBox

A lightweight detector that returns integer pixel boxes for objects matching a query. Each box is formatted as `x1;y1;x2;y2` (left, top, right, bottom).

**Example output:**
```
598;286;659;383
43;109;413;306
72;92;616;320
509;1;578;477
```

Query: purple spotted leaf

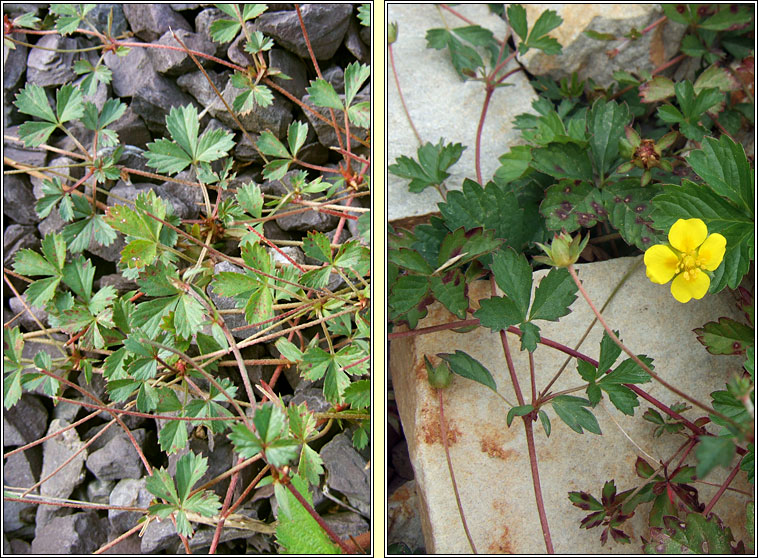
694;317;754;355
642;512;739;554
540;179;604;232
602;179;666;250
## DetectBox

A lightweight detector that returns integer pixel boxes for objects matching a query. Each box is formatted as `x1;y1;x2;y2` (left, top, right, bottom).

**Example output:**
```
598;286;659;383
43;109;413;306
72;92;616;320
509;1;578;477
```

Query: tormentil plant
388;4;752;553
4;4;370;554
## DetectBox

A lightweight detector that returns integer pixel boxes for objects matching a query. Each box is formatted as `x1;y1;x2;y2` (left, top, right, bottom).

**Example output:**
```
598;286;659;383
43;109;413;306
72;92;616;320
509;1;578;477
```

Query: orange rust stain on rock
419;404;461;446
487;522;514;554
480;434;513;461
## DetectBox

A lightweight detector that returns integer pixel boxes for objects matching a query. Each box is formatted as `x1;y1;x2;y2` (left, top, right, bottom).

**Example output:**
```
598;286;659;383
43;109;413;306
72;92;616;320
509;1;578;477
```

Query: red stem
702;461;742;516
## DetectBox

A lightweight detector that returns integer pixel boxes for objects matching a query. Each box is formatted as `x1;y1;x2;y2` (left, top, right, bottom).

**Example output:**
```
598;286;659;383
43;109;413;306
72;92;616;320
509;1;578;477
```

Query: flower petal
671;270;710;303
644;245;679;284
697;233;726;271
668;218;708;253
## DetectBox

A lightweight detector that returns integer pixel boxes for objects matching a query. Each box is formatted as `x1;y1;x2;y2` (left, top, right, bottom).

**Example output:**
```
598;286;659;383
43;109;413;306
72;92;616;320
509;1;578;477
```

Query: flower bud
425;355;452;389
388;22;398;44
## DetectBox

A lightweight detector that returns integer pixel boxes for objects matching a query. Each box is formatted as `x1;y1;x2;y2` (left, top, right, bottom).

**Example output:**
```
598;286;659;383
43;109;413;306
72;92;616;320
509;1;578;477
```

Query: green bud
425;355;452;389
535;232;589;268
388;22;398;44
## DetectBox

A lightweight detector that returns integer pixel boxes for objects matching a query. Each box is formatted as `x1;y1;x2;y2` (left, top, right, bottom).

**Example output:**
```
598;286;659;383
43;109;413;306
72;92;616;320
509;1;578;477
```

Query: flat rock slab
391;256;750;553
387;4;538;223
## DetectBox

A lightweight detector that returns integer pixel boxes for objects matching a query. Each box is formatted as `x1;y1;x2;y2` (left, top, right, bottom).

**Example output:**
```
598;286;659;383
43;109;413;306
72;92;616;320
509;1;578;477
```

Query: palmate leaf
426;27;485;80
389;140;465;193
587;99;629;179
146;104;234;174
529;268;578;322
306;79;343;111
643;512;738;553
551;395;602;435
541;179;604;232
694;317;754;355
55;83;84;124
14;82;57;122
490;248;532;319
344;61;370;107
347;101;370;128
439;350;497;392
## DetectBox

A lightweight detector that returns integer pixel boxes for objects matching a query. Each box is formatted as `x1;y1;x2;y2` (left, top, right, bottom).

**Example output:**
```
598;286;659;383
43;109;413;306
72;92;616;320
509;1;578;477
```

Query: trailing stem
437;388;478;553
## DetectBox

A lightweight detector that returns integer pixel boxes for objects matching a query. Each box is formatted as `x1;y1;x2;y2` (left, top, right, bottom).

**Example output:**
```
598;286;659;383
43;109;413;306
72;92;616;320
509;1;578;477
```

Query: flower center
676;250;706;281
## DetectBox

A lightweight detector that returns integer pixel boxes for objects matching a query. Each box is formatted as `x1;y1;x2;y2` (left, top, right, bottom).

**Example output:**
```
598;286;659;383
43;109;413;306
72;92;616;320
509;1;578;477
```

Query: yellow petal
644;244;679;284
670;269;710;303
697;233;726;271
668;218;708;253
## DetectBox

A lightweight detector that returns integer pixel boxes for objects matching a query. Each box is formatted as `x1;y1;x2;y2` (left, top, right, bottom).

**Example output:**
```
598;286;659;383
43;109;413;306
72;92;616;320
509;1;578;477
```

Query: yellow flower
644;218;726;303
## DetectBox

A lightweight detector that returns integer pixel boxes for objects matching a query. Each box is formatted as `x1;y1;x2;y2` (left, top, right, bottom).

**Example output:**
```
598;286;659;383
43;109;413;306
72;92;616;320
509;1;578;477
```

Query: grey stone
9;295;48;331
387;4;538;222
264;172;339;232
323;65;345;94
4;125;47;167
226;22;257;67
256;4;352;60
208;78;293;137
271;245;305;267
109;478;153;535
140;515;179;553
27;34;92;87
233;130;264;164
31;512;107;554
149;28;216;76
122;4;191;43
103;42;156;98
518;5;688;88
320;432;370;516
3;174;39;224
3;32;27;93
37;209;66;238
97;272;138;294
130;75;197;134
86;478;115;505
298;141;330;166
74;70;110;111
9;538;31;554
176;68;227;108
3;450;40;536
107;106;152;149
3;224;39;268
108;181;191;219
268;48;309;100
290;386;330;414
302;93;369;149
344;17;370;64
195;7;228;57
391;439;414;481
323;511;369;540
390;257;752;553
359;16;370;45
86;231;126;263
159;168;205;218
85;431;145;480
39;418;87;499
170;3;205;10
86;4;128;36
388;480;425;553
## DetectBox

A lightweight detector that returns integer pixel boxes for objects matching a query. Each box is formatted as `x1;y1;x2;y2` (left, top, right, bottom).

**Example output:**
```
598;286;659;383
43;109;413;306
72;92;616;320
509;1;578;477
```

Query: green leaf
426;27;484;80
597;330;622;374
388;140;465;193
14;82;56;123
62;257;94;301
347;101;370;128
17;121;57;148
257;129;290;159
343;379;370;409
507;4;528;41
275;474;340;554
344;62;370;107
529;268;578;322
699;5;753;30
302;231;332;263
506;405;533;427
287;121;308;158
144;138;193;174
603;355;653;384
474;296;523;331
209;18;241;43
695;317;754;355
55;83;84;124
524;9;563;55
430;272;467;319
642;512;738;553
438;178;534;250
538;410;551;437
494;145;532;184
159;419;189;454
389;274;430;316
357;4;370;27
603;180;665;250
389;248;434;275
519;321;541;352
531;142;594;181
587;99;629;178
237;181;264;218
551;395;602;435
439;350;497;392
490;248;532;320
306;79;343;110
686;135;753;213
174;294;205;340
